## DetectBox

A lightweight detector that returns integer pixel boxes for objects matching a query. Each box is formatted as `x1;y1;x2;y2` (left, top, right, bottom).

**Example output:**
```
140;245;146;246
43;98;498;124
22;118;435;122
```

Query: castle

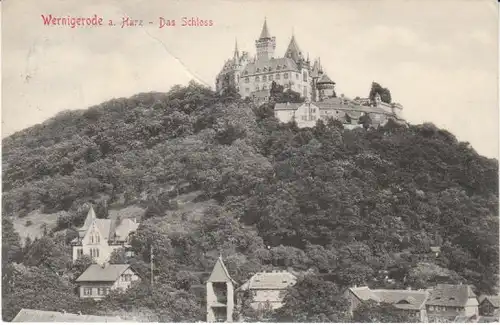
215;18;321;102
216;19;406;128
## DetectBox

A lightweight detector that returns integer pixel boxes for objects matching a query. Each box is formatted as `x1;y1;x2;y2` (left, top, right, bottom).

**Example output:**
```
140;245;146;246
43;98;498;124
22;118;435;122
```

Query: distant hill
2;81;498;321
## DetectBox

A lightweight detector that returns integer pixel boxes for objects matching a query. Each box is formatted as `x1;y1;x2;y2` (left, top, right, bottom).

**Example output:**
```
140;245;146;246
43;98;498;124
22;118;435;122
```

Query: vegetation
2;81;498;321
369;82;392;104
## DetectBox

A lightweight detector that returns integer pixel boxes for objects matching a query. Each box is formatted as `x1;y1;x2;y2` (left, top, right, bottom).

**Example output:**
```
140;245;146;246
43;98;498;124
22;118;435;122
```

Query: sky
2;0;499;158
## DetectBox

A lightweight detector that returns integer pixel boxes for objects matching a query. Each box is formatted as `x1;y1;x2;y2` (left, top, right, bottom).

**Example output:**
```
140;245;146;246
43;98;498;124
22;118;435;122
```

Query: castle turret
255;18;276;61
285;34;303;64
316;73;336;100
206;256;236;322
233;39;240;63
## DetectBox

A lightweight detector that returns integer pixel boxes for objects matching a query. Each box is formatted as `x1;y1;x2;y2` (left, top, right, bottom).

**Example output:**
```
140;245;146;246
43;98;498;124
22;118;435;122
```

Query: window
90;248;100;258
284;73;289;79
77;248;83;258
255;76;260;82
255;85;259;91
245;88;250;93
95;233;100;243
83;287;92;296
245;77;249;83
256;68;260;72
296;73;299;79
276;74;280;80
303;71;308;81
302;116;307;121
263;75;267;82
269;75;273;81
121;274;132;282
98;288;107;296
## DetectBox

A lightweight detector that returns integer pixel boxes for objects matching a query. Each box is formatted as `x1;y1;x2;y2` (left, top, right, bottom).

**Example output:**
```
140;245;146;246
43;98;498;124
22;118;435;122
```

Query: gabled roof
243;57;298;75
207;257;236;284
479;295;500;308
348;287;429;310
238;271;297;291
259;19;271;39
76;264;132;282
12;309;127;322
274;103;303;111
426;284;477;307
79;205;97;234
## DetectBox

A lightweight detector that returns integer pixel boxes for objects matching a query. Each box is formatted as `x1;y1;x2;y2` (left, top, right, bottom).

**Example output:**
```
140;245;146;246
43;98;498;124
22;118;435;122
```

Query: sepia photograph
2;0;499;322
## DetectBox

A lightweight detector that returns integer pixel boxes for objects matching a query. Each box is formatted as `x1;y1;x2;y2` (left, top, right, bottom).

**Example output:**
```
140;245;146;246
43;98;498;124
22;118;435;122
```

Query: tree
369;82;392;104
273;276;350;322
353;301;419;322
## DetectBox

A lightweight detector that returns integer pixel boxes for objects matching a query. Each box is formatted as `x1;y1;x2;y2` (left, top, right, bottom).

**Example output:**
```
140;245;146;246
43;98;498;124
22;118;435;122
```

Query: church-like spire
285;34;303;63
259;17;271;39
233;38;240;61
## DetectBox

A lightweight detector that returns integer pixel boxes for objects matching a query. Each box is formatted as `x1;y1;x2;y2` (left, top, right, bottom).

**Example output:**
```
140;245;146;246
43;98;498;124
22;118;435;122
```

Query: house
425;284;479;322
75;263;140;300
344;286;429;322
71;205;139;264
478;295;500;316
206;256;236;323
11;308;127;322
236;270;297;311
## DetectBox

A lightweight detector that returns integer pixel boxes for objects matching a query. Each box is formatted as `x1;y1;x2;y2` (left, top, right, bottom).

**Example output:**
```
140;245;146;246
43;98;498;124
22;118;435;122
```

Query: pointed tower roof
259;18;271;39
285;35;303;63
208;256;236;284
233;38;240;61
317;73;335;85
78;204;97;235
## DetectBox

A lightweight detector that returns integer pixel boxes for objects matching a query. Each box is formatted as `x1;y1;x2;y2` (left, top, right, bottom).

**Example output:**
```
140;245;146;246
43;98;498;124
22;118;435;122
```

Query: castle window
256;68;260;72
269;75;273;81
245;77;249;83
303;71;307;81
276;65;280;70
276;74;280;80
255;76;260;82
263;75;267;82
296;73;299;79
284;73;289;79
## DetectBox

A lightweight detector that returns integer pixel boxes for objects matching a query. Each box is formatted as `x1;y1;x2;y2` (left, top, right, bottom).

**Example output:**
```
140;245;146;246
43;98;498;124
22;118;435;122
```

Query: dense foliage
2;81;498;321
369;82;392;104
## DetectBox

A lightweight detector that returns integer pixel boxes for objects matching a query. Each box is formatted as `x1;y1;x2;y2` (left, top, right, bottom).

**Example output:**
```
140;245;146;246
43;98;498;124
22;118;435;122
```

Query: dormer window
256;68;260;73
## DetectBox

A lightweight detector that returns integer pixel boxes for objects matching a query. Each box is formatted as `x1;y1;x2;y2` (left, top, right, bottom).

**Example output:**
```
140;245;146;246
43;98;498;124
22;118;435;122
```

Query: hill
2;81;498;321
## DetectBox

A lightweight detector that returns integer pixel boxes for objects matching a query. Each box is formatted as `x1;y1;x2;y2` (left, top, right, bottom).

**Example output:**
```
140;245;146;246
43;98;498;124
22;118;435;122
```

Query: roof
477;316;500;323
348;287;429;310
76;264;131;282
426;284;477;307
78;205;97;236
479;295;500;308
12;309;127;322
314;98;389;115
207;257;236;284
274;103;303;111
259;19;271;39
237;271;297;291
285;35;302;63
111;218;139;241
317;73;335;85
94;219;112;241
243;57;299;75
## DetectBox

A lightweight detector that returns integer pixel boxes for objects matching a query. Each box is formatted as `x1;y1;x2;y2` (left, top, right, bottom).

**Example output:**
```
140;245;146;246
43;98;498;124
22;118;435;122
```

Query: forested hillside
2;81;498;322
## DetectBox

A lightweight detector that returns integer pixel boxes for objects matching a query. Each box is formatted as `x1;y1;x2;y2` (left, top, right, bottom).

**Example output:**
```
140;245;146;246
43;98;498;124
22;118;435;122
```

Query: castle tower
374;92;382;107
316;73;336;101
206;256;236;322
233;39;240;63
255;18;276;61
285;34;303;64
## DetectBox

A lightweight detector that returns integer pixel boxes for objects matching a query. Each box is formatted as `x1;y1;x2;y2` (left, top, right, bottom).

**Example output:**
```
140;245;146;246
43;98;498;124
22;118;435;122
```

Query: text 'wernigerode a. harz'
40;15;214;28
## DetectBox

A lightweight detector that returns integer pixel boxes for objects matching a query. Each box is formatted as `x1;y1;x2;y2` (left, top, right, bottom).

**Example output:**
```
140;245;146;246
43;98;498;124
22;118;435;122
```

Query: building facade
236;271;297;311
274;95;405;129
478;295;500;316
71;205;139;264
75;264;140;300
